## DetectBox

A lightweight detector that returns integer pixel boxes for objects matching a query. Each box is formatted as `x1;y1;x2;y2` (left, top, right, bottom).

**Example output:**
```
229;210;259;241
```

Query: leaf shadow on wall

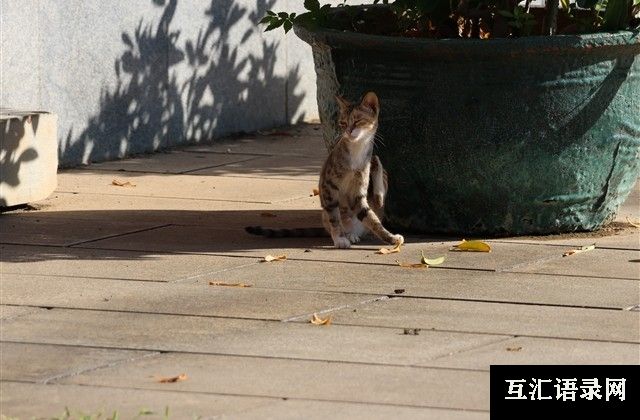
61;0;305;166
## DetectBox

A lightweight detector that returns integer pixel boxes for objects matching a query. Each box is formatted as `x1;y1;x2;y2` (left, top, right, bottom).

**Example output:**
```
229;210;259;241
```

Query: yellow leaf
157;373;188;383
111;179;136;187
310;313;332;325
376;242;402;255
450;239;491;252
396;260;428;268
209;281;251;288
626;217;640;228
562;244;596;257
263;254;287;262
420;251;445;265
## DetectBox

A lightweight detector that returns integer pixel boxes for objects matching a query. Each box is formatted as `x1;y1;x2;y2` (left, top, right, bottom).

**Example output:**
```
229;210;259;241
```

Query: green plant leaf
498;10;515;18
265;19;284;31
283;19;293;33
304;0;321;12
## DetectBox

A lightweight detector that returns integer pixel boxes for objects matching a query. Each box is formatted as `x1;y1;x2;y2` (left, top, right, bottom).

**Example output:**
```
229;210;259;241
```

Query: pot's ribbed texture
295;19;640;235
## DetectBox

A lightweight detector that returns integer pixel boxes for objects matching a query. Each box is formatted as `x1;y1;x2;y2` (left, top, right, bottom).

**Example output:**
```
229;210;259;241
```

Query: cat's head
336;92;379;143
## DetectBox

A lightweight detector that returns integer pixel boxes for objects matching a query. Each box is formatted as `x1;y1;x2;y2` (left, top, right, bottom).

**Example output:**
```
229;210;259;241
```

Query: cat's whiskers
374;132;387;148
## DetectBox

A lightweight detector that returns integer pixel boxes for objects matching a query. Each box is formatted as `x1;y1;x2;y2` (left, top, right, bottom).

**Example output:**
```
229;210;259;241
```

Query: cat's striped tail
245;226;329;238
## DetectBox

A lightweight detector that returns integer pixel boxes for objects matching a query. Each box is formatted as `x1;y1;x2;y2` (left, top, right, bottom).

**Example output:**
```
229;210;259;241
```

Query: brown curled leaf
562;244;596;257
376;242;402;255
310;313;332;325
311;188;320;197
260;212;277;218
111;179;136;187
506;347;522;352
396;260;428;268
209;281;252;288
263;254;287;262
626;217;640;228
157;373;188;383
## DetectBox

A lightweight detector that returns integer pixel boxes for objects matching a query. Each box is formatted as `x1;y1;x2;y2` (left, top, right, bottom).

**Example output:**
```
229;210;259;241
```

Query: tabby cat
246;92;404;249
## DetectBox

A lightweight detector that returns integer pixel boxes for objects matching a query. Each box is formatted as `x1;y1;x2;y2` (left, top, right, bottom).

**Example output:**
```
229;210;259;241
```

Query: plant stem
544;0;559;35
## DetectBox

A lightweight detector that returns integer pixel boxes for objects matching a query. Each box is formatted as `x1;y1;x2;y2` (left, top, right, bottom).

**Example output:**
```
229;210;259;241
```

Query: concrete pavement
1;123;639;419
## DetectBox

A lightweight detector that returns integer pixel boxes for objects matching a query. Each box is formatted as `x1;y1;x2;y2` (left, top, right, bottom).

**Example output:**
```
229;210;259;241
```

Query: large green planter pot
295;15;640;236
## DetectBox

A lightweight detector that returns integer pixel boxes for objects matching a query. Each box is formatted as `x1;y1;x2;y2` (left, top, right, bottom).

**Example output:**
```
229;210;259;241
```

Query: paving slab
489;228;640;251
73;224;580;270
0;381;278;419
0;244;256;282
10;191;320;232
0;342;153;383
56;170;318;204
331;297;640;343
236;399;487;420
203;259;639;309
59;352;489;410
189;154;322;181
0;274;378;321
183;125;327;158
429;336;640;370
290;237;639;280
76;224;327;258
507;247;640;281
0;304;45;320
0;308;507;368
0;213;165;247
80;150;261;174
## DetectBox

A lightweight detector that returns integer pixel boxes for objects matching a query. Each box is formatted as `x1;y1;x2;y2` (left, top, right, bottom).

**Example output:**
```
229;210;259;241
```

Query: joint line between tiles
281;295;395;323
41;351;163;385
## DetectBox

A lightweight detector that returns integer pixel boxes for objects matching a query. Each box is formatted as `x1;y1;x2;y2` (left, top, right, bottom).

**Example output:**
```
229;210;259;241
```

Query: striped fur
319;92;403;249
245;92;403;249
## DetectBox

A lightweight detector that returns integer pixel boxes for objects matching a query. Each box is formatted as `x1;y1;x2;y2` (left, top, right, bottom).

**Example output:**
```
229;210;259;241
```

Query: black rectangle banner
491;365;639;418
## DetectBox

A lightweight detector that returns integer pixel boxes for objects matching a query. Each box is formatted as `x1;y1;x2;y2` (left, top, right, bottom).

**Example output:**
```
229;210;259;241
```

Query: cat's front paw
390;234;404;246
334;236;351;249
346;232;361;244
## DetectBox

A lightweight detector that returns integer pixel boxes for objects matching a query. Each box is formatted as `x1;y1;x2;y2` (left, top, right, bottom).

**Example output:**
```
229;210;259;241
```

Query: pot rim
293;7;640;56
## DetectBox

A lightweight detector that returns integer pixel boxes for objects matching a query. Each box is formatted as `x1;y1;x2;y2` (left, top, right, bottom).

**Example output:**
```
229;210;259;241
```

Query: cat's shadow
0;208;449;263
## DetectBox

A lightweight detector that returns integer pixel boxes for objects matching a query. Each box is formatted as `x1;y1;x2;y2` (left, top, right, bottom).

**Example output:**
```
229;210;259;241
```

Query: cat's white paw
346;232;361;244
390;234;404;246
372;193;385;209
334;236;351;249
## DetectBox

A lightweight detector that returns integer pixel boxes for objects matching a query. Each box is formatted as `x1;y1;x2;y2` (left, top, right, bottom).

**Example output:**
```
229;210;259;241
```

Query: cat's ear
335;95;351;113
360;92;379;114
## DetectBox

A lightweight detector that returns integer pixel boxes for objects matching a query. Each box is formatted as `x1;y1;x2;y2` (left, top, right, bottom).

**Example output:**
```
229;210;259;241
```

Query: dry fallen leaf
157;373;188;383
396;260;428;268
310;313;332;325
450;239;491;252
111;179;136;187
506;347;522;352
263;254;287;262
260;212;277;218
627;217;640;228
209;281;251;288
376;242;402;255
420;251;445;265
310;188;320;197
562;244;596;257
